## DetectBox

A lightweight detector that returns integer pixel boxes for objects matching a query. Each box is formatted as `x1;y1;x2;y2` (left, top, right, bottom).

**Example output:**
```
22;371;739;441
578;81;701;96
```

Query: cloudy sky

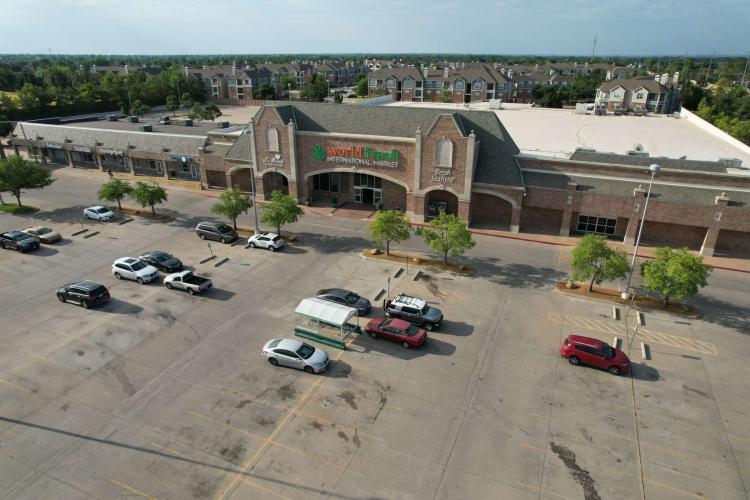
0;0;748;55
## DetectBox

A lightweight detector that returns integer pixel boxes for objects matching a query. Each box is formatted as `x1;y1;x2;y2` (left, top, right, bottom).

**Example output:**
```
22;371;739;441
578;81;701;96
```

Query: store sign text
312;144;399;169
264;154;284;167
44;143;63;149
431;168;456;184
73;146;92;153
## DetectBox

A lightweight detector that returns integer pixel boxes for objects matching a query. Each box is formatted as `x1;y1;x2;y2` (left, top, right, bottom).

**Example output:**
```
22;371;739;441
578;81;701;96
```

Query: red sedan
365;318;426;349
560;335;630;375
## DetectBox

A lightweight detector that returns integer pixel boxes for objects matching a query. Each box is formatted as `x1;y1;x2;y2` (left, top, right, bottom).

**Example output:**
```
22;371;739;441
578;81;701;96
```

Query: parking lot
1;172;749;499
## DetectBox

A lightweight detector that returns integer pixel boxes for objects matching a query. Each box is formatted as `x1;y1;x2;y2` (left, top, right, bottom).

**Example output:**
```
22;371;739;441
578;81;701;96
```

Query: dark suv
56;281;110;309
384;294;443;330
195;222;237;243
1;231;40;252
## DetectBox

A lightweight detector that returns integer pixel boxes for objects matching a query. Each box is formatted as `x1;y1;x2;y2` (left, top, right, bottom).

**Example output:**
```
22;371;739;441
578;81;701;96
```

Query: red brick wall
520;207;563;235
231;169;254;192
254;108;292;180
640;221;707;250
469;192;513;229
420;115;469;196
716;229;750;257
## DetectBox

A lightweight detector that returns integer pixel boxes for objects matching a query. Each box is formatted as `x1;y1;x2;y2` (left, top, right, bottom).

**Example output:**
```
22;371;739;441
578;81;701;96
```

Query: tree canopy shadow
469;258;562;289
692;293;750;335
292;231;372;255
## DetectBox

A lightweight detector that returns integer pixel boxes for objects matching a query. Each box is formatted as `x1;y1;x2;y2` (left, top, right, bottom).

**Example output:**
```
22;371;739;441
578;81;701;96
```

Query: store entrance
353;174;383;206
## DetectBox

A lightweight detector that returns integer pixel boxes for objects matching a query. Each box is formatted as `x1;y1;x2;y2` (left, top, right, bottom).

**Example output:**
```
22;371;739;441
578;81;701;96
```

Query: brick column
701;193;729;256
623;185;646;245
405;193;416;219
412;194;425;223
457;201;470;222
254;175;265;198
40;149;48;165
510;207;521;233
95;153;103;171
225;171;233;189
559;182;577;236
66;150;74;167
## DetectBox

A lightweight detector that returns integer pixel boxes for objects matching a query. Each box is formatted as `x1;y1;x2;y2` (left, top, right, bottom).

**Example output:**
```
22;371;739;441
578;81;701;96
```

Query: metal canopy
294;297;357;328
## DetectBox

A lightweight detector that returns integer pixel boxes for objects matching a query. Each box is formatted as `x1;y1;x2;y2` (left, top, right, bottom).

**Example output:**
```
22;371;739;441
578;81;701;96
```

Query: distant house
595;76;679;114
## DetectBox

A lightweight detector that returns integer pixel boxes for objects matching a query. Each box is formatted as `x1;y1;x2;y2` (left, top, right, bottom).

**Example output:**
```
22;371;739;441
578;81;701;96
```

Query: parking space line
149;441;188;459
529;412;548;420
521;442;546;453
109;479;156;500
515;481;577;500
239;478;292;500
0;378;36;394
646;479;707;499
217;348;346;500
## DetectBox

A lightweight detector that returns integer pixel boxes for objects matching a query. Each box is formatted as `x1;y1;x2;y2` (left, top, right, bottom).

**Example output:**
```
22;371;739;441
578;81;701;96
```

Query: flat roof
384;101;750;168
58;118;220;136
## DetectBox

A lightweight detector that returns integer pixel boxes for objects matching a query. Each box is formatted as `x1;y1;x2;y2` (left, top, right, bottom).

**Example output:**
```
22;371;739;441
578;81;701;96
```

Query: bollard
613;336;621;350
641;342;650;360
637;312;645;326
612;305;620;320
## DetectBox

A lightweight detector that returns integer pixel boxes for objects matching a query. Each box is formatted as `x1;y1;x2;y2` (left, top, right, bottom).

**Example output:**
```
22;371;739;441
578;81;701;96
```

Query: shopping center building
7;102;750;257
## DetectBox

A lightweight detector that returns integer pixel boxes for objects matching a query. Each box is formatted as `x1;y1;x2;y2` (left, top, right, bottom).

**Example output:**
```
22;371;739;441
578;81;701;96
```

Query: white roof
295;297;358;326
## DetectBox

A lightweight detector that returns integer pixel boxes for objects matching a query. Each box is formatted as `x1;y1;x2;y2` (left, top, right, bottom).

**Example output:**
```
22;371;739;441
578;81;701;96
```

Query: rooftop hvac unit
108;114;120;121
718;158;742;168
140;124;153;132
129;116;139;123
627;150;649;157
218;121;229;128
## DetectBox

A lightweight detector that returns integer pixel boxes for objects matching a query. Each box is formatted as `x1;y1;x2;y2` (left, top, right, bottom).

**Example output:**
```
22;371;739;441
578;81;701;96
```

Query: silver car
261;338;329;374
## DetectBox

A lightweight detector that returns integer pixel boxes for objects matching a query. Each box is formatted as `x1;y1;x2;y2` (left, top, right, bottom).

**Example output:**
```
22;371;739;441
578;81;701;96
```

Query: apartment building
595;74;679;114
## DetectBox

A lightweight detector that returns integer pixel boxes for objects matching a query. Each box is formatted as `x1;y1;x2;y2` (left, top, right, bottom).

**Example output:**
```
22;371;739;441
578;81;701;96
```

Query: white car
83;205;115;221
248;232;285;251
262;338;329;374
112;257;159;284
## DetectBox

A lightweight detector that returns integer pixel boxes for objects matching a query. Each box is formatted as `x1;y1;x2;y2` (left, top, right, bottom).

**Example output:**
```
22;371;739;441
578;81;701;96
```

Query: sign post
207;242;213;257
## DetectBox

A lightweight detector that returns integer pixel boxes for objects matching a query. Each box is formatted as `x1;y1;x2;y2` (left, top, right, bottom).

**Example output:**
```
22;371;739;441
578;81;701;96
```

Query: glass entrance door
353;187;362;203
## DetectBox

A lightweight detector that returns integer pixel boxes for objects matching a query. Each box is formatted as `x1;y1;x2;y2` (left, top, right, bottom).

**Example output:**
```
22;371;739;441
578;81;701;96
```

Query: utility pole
741;54;749;88
703;50;715;84
124;77;134;116
591;33;598;61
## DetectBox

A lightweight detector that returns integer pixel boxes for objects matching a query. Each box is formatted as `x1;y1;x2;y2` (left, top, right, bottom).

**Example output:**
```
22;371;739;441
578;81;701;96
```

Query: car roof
318;288;350;297
24;226;47;231
74;280;105;290
143;250;167;257
87;205;105;210
386;318;413;330
275;338;304;351
115;257;138;264
568;335;605;349
5;230;27;237
393;294;426;309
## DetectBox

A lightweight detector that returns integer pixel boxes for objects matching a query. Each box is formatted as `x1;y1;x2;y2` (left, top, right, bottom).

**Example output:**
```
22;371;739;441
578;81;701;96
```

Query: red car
365;318;426;349
560;335;630;375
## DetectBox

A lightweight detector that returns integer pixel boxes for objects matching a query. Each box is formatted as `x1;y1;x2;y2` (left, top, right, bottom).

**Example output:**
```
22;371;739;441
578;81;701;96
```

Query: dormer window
472;79;483;90
264;127;279;152
435;138;453;167
454;79;464;90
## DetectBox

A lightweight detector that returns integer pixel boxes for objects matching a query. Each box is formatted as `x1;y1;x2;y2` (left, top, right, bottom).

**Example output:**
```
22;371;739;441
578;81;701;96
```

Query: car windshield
406;325;420;337
96;208;109;214
346;292;360;304
90;286;107;296
268;339;281;349
131;261;146;271
421;305;430;315
217;224;233;233
272;236;281;242
381;319;393;328
296;344;316;359
35;228;52;235
155;253;170;261
603;345;616;359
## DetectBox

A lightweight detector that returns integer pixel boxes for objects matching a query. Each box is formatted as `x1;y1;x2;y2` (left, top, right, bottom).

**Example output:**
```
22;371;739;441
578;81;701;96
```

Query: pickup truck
163;270;212;295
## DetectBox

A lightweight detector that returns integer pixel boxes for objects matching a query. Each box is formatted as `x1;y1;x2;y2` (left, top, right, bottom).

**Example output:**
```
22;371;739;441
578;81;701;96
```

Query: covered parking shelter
294;297;361;349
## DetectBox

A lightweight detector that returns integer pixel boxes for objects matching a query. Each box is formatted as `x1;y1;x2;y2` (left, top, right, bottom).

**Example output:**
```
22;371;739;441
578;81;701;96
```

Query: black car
195;222;237;243
0;231;40;252
139;251;183;272
315;288;371;315
56;281;110;309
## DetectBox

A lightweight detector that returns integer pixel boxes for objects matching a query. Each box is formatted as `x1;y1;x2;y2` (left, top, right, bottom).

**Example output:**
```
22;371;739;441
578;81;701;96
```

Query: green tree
417;211;475;265
180;92;193;110
280;75;296;91
369;209;411;255
0;154;55;207
570;234;629;293
97;178;132;211
301;74;328;102
437;87;453;103
355;75;368;97
333;91;343;104
260;190;304;236
132;99;150;116
210;187;252;230
130;181;167;215
200;103;222;122
188;105;203;121
254;84;277;100
641;247;711;307
165;94;178;115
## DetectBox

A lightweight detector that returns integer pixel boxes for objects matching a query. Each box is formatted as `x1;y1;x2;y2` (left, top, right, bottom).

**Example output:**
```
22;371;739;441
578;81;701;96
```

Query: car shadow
29;205;90;225
99;298;144;315
32;246;59;257
435;320;474;337
53;238;73;246
353;334;455;359
198;287;236;301
630;363;660;382
279;245;308;255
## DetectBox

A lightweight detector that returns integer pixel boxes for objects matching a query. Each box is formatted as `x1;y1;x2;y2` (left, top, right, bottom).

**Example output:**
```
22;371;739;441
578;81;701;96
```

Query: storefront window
576;215;616;235
354;173;381;189
312;173;346;193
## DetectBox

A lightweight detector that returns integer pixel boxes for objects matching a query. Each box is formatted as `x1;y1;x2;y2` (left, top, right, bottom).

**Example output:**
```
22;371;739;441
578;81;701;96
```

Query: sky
0;0;748;56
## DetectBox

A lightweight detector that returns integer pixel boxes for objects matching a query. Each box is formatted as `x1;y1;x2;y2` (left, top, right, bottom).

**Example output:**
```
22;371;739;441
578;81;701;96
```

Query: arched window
435;138;453;167
264;127;279;152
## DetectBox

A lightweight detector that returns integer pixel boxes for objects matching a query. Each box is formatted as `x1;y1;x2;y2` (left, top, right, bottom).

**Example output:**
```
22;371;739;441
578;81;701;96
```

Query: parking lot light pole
621;163;661;300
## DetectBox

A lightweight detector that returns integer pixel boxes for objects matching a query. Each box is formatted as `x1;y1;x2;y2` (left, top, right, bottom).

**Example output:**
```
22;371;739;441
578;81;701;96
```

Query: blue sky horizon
0;0;748;56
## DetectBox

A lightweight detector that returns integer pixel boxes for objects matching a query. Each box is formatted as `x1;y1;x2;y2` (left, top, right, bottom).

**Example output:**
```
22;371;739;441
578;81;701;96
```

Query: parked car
366;318;426;349
112;257;159;284
384;294;443;330
0;231;40;252
164;270;212;295
56;280;110;308
195;222;237;243
83;205;115;221
139;251;183;273
22;226;61;244
560;335;630;375
261;338;329;374
248;232;285;251
315;288;371;315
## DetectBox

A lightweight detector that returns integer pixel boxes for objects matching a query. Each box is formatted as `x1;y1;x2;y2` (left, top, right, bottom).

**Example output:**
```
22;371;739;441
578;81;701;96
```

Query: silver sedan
261;338;329;374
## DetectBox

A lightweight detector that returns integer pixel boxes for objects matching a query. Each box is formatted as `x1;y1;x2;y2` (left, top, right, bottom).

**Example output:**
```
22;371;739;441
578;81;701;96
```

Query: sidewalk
53;166;750;273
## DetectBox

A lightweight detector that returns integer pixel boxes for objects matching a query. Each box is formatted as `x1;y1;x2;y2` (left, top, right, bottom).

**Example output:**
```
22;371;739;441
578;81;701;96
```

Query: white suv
248;232;285;252
83;205;115;221
112;257;159;284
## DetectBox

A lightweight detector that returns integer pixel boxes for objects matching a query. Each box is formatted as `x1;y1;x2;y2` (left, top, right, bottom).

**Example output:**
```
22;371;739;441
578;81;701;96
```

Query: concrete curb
117;218;133;225
199;256;216;264
373;289;386;301
413;270;422;281
83;231;99;239
71;229;88;236
214;257;229;267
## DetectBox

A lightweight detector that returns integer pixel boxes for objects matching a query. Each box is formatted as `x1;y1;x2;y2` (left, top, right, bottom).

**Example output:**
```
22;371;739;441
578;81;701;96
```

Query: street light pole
621;163;661;300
